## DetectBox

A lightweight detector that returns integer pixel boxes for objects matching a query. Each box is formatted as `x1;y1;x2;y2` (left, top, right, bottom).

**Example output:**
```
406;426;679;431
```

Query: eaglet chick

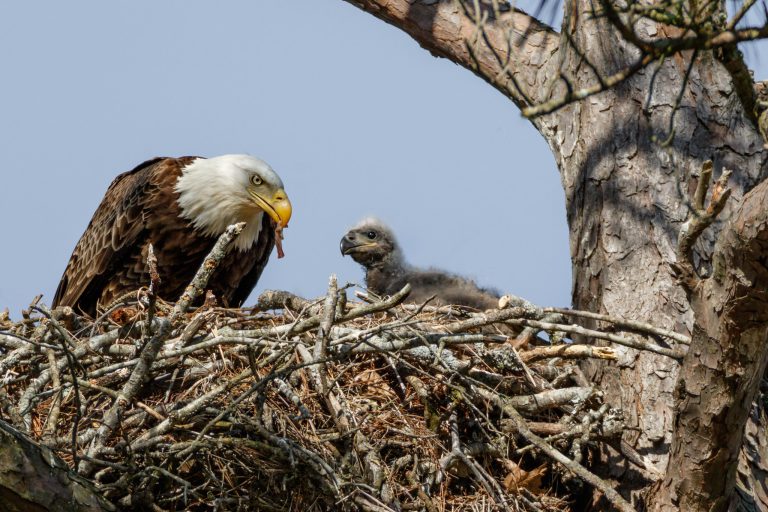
340;218;500;310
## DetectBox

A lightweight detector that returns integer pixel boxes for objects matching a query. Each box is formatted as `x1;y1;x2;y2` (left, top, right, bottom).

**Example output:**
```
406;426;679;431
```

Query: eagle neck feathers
364;249;410;295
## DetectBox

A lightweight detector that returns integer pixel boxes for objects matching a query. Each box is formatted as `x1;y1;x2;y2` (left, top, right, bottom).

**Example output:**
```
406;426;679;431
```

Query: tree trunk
342;1;768;509
555;0;766;495
0;420;113;512
645;177;768;510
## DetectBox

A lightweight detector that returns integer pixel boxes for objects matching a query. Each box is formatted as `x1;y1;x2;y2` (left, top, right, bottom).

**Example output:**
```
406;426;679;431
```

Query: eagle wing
52;157;174;310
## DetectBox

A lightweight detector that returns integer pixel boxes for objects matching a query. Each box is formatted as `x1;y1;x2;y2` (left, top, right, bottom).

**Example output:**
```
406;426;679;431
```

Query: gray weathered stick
506;318;685;359
481;389;635;512
542;307;691;344
79;318;171;474
171;222;246;322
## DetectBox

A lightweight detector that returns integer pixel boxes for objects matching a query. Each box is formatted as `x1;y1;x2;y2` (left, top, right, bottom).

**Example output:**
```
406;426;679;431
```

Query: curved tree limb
341;0;560;108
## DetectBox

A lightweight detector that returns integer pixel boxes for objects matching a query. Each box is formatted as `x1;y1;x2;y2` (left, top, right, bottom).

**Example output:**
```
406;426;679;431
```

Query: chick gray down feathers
340;218;500;310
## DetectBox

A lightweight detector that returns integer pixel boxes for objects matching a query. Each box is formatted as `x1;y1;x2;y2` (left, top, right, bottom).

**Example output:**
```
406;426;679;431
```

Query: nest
0;229;687;511
1;281;665;512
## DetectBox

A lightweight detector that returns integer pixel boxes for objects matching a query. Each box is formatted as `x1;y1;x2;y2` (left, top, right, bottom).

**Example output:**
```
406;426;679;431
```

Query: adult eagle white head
53;154;292;316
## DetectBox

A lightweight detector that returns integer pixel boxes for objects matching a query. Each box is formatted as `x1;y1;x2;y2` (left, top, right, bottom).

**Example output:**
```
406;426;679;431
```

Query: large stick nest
0;277;681;511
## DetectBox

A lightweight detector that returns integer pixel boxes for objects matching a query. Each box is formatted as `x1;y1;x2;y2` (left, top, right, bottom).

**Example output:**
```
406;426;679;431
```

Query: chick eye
366;231;377;240
251;175;263;186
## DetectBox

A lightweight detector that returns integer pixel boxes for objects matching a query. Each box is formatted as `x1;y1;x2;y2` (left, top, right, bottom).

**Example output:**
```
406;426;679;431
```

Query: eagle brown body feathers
53;157;276;316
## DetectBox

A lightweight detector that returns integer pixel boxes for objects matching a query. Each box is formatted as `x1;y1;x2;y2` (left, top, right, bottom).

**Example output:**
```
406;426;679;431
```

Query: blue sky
0;1;765;316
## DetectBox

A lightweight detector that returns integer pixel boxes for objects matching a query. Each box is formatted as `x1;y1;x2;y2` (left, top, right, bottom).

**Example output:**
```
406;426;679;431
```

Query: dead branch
142;243;160;338
673;160;732;293
483;389;635;512
507;317;685;359
171;221;246;322
519;344;617;363
542;307;691;344
505;387;594;414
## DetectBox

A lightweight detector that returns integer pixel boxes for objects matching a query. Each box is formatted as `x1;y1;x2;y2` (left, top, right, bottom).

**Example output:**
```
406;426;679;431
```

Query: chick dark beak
340;233;357;256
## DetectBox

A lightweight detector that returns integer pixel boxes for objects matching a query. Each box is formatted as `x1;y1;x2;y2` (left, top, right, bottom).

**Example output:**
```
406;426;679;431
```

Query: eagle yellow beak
250;189;292;228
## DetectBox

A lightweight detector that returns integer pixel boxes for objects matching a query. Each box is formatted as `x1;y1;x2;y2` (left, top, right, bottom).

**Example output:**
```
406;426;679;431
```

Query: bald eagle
340;218;500;310
53;155;291;316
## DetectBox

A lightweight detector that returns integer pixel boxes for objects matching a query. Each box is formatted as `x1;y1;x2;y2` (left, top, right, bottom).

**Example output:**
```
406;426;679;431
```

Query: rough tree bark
0;420;113;512
647;162;768;510
342;1;768;509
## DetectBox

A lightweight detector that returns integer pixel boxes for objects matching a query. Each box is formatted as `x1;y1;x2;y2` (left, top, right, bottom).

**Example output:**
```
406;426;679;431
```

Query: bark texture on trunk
557;0;765;487
546;4;768;508
341;1;768;509
0;420;112;512
648;180;768;511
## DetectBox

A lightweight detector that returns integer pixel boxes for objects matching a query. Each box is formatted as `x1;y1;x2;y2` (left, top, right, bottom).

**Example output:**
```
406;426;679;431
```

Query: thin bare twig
542;307;691;344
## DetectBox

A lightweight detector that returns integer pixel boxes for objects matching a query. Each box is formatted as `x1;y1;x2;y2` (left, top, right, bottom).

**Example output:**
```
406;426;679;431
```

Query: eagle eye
251;175;263;186
366;231;377;240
